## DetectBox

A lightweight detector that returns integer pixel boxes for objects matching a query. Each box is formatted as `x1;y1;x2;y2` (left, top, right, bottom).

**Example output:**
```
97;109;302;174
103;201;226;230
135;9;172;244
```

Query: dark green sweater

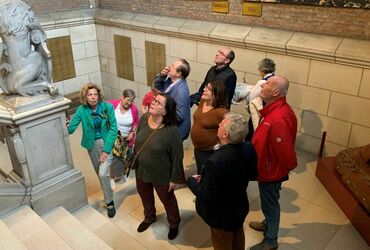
135;114;184;185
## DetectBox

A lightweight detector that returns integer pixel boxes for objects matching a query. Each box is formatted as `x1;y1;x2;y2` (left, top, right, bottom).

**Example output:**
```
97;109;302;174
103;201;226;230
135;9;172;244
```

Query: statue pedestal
0;96;87;215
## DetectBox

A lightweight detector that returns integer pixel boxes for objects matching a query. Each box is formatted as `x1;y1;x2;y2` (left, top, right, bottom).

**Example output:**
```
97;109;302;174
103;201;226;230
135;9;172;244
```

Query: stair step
2;206;72;250
0;170;9;183
43;206;112;250
0;220;26;249
74;205;144;249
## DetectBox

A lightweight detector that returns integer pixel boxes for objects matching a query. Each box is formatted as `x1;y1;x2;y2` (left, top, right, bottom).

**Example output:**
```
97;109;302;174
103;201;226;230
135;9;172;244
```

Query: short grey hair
122;89;136;98
223;113;248;144
258;58;275;74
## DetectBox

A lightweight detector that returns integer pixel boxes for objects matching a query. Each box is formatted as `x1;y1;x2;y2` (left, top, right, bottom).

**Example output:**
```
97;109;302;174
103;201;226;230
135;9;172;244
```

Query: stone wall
41;13;101;97
38;9;370;156
98;0;370;40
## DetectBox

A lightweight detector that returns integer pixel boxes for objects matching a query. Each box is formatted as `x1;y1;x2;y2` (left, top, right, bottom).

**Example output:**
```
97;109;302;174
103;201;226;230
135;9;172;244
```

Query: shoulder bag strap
134;124;161;157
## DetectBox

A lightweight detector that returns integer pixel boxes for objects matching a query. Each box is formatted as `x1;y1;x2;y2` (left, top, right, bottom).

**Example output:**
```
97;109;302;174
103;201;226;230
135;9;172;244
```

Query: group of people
67;47;298;250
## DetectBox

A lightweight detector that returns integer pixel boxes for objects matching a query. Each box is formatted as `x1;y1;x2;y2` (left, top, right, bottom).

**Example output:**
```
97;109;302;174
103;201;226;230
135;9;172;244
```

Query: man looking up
249;76;298;250
187;112;258;250
190;48;236;108
154;59;191;141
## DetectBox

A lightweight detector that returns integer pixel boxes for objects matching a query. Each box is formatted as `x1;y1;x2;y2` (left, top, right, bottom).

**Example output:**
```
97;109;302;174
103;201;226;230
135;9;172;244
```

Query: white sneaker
110;178;116;190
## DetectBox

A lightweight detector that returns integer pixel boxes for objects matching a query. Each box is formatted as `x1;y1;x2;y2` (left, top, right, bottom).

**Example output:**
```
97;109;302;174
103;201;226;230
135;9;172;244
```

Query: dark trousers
136;178;181;228
259;181;282;245
194;149;214;175
177;138;188;184
210;227;245;250
245;117;254;141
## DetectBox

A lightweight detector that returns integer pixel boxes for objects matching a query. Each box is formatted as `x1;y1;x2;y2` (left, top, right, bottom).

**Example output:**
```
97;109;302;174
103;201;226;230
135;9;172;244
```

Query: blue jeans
258;181;282;246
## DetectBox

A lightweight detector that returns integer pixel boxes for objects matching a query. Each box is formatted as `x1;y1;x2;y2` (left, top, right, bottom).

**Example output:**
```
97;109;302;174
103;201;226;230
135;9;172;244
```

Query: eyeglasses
217;50;227;58
151;97;165;107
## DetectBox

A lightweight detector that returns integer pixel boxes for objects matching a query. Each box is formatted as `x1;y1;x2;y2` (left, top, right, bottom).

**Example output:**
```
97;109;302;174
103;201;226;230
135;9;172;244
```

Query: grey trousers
88;139;114;204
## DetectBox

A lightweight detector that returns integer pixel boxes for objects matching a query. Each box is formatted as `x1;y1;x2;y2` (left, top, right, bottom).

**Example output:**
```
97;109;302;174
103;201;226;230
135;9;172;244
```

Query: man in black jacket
187;112;258;250
189;48;237;108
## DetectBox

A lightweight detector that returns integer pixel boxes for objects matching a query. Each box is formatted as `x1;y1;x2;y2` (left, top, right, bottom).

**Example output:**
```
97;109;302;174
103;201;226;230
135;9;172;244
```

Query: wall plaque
242;2;263;17
212;1;229;13
114;35;134;81
47;36;76;82
145;41;166;87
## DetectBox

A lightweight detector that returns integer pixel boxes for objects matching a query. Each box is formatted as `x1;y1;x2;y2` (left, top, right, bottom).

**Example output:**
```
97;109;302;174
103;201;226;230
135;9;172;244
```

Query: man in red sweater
249;76;298;250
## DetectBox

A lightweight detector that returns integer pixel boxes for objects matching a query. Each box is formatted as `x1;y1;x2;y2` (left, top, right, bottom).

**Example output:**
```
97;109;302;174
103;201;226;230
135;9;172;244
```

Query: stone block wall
42;15;102;96
38;9;370;156
98;0;370;40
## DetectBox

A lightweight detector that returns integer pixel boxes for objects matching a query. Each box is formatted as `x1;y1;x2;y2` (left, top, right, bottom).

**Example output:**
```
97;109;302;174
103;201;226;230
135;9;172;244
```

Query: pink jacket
106;100;139;147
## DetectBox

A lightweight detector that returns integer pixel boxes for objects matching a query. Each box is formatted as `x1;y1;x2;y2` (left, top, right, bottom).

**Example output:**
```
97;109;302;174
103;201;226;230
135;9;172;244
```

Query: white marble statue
0;0;57;96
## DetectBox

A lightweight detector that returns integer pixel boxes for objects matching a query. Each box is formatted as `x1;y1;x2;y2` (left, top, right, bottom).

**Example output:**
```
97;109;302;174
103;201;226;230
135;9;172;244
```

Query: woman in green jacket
67;83;118;218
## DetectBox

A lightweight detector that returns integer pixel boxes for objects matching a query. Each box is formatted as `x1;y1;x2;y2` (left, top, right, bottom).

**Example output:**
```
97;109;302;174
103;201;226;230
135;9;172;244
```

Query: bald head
272;76;289;97
259;75;289;105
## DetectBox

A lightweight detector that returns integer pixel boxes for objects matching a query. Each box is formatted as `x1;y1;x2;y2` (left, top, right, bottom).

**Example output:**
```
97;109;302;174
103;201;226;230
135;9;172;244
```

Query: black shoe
250;241;278;250
168;227;178;240
137;220;156;233
107;201;116;218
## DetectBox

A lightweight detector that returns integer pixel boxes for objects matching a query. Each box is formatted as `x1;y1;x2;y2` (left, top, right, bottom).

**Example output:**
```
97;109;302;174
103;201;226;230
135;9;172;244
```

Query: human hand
160;66;170;77
66;117;70;128
100;152;108;163
168;181;176;192
192;175;202;183
127;131;134;141
152;88;160;96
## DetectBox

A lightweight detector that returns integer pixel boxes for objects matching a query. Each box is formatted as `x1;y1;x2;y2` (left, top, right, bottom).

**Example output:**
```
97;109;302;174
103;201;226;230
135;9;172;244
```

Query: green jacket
68;102;117;153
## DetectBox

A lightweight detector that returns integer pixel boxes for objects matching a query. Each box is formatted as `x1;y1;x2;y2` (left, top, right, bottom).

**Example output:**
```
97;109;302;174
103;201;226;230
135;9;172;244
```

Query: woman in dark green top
135;93;183;240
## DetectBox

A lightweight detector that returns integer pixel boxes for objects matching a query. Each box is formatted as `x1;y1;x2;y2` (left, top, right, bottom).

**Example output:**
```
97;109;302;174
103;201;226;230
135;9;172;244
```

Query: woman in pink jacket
107;89;139;181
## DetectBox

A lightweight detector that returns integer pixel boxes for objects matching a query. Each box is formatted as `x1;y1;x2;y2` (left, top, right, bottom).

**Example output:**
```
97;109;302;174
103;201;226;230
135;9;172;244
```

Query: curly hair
79;83;104;105
0;0;36;35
